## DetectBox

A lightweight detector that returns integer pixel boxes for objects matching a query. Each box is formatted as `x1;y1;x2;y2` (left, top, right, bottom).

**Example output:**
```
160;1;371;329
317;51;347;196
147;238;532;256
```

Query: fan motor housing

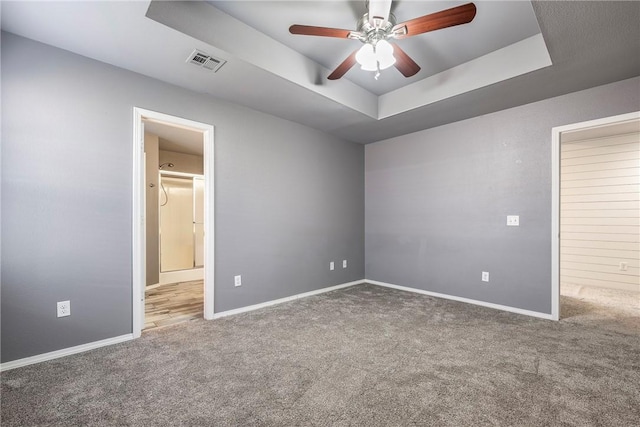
355;13;397;44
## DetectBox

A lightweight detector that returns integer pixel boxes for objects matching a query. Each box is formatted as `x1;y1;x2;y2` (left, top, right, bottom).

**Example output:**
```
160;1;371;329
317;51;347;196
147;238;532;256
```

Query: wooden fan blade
328;50;358;80
393;44;421;77
289;24;352;38
393;3;477;39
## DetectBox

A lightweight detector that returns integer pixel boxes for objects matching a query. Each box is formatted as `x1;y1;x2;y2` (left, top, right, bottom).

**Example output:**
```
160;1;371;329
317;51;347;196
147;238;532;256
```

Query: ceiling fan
289;0;477;80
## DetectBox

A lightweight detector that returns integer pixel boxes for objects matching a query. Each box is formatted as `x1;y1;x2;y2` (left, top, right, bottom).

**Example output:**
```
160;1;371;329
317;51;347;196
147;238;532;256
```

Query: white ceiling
2;1;639;145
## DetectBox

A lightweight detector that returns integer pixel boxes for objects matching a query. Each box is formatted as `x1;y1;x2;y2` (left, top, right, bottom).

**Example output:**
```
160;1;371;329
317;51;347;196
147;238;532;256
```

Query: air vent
187;49;226;73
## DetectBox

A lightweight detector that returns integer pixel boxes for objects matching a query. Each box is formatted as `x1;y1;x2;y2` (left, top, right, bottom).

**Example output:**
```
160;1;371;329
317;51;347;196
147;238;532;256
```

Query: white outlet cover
343;260;347;268
481;272;490;282
234;275;242;287
57;300;70;317
330;262;335;271
507;215;520;226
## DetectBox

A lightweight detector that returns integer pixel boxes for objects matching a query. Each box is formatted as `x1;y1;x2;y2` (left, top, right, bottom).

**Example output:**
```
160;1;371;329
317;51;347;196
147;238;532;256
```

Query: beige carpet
561;282;639;334
2;283;639;426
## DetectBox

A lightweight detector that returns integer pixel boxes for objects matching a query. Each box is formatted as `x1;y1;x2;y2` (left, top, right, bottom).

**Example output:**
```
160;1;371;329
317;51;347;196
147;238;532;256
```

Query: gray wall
365;76;640;314
1;33;365;363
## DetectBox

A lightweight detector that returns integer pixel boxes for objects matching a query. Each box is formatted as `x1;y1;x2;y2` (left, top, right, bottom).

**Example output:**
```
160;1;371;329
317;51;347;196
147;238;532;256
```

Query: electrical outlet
234;275;242;287
481;272;490;282
343;260;347;269
57;300;71;317
507;215;519;226
619;262;628;271
330;262;335;271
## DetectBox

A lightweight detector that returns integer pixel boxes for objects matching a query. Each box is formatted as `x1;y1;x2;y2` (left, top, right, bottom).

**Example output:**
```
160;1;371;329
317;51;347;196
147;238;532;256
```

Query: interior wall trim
2;277;559;370
0;334;134;372
366;280;555;320
212;280;367;319
132;107;216;338
1;281;366;370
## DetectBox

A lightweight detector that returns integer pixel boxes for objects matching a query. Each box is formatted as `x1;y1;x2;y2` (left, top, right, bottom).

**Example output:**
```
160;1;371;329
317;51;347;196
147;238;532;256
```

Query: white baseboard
0;334;134;372
213;279;366;319
159;268;204;285
366;280;555;320
1;278;553;371
1;281;364;371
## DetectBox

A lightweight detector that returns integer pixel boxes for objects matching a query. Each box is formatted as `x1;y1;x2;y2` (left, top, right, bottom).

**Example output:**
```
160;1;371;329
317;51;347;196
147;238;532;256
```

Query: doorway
133;108;215;338
551;111;640;320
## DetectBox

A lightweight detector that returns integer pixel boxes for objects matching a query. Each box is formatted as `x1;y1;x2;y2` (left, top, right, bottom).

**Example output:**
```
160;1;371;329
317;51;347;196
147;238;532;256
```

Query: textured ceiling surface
2;1;639;145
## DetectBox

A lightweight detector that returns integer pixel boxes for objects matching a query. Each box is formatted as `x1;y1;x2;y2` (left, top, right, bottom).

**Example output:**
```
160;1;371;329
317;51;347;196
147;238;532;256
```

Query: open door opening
552;111;639;321
133;108;215;337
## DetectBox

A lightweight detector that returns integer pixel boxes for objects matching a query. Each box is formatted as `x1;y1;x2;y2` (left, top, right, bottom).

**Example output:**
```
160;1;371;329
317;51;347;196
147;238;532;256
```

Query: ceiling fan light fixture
376;39;396;69
290;2;477;80
356;43;377;70
356;40;396;72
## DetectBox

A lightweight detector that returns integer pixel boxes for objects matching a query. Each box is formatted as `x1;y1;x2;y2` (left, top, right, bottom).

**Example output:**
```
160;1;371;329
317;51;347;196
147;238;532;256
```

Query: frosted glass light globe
356;43;377;71
375;40;396;70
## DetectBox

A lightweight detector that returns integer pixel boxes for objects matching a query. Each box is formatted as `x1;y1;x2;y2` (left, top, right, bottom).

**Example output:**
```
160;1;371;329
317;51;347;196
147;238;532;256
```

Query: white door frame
132;107;215;337
550;111;639;321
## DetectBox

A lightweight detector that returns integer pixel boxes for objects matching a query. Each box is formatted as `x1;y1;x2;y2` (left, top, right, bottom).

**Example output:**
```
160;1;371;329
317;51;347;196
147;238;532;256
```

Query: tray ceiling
2;1;639;144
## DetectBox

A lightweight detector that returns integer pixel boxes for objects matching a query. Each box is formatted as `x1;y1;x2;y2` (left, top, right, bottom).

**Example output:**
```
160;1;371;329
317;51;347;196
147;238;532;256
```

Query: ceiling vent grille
187;49;226;73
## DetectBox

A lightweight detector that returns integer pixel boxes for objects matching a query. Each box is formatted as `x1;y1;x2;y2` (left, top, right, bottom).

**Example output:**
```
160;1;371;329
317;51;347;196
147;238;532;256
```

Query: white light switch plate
481;272;490;282
234;275;242;287
330;262;335;271
507;215;519;226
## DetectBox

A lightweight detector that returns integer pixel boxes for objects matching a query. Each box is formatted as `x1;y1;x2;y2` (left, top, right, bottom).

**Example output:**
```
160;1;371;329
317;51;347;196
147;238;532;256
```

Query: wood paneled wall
560;131;640;292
